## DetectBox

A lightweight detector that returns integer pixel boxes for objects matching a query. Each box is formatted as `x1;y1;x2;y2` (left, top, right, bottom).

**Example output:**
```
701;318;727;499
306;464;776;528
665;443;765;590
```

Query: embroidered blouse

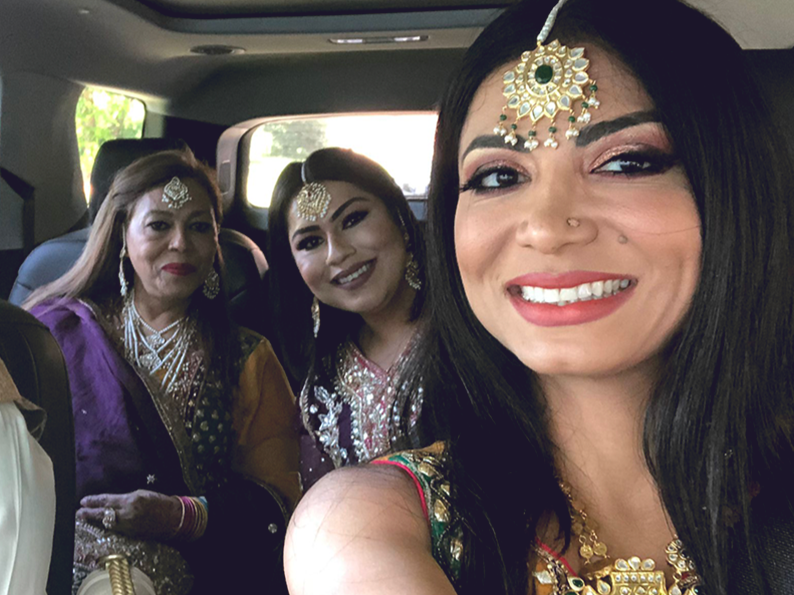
299;334;423;490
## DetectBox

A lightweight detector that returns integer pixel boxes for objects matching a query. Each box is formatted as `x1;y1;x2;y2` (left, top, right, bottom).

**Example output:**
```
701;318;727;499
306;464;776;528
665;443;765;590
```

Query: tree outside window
75;87;145;200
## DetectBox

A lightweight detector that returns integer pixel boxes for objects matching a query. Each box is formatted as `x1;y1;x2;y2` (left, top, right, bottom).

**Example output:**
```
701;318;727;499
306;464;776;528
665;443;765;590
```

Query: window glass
75;87;146;201
245;113;437;208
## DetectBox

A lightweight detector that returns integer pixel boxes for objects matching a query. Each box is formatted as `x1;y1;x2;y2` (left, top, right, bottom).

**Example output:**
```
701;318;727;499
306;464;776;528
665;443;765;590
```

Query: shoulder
29;297;103;339
285;465;455;595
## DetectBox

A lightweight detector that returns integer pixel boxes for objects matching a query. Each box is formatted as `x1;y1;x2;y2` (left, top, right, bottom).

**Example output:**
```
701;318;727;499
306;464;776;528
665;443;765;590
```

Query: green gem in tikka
500;114;507;121
535;64;554;84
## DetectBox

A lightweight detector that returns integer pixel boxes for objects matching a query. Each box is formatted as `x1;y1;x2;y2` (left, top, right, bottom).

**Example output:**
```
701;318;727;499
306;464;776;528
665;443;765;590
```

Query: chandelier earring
399;218;422;292
311;296;321;338
119;233;129;297
202;267;220;300
404;251;422;292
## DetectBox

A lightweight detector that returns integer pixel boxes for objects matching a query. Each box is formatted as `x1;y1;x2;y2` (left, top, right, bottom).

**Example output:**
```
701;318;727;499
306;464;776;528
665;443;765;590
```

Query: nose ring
566;217;581;228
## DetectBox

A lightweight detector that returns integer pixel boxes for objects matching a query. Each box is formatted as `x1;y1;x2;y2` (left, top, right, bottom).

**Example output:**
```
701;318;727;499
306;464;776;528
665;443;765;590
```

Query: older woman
284;1;794;594
267;148;426;490
25;150;299;595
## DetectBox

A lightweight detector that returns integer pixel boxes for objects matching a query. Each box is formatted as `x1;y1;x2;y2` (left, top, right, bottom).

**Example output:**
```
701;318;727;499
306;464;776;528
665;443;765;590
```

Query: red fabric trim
371;460;429;521
535;537;578;577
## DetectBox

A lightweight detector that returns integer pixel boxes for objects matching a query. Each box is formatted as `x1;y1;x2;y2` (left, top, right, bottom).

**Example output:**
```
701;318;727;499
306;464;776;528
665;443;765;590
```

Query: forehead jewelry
294;161;332;221
494;0;600;151
162;176;192;209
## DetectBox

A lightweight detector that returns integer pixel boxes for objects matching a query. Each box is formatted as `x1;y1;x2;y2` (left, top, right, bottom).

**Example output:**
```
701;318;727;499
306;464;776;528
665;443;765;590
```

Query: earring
202;268;220;300
311;296;321;338
404;253;422;291
119;235;129;297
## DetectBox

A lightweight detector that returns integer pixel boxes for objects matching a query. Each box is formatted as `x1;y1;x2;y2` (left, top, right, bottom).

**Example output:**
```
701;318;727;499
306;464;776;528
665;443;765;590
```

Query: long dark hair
267;147;426;441
423;0;794;593
25;149;240;385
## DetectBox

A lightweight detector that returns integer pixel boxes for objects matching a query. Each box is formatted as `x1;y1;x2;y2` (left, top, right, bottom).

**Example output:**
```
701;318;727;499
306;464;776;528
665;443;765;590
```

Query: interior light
328;35;428;45
190;45;246;56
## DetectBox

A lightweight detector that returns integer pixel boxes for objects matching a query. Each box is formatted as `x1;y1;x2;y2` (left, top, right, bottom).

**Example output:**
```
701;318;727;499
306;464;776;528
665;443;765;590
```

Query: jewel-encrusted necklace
531;484;701;595
122;291;197;397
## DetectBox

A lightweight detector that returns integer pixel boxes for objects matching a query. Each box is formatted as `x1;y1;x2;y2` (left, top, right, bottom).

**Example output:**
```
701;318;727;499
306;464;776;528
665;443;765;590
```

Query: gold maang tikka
494;0;601;151
294;160;332;221
162;176;192;209
295;182;332;221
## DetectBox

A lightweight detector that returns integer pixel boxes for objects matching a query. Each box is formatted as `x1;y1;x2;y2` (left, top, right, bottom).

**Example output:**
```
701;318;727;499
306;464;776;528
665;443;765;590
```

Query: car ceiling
0;0;793;122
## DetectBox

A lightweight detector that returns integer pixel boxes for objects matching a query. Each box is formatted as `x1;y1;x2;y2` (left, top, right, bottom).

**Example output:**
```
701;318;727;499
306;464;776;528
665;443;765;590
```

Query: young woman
284;1;794;594
268;148;426;490
26;150;299;595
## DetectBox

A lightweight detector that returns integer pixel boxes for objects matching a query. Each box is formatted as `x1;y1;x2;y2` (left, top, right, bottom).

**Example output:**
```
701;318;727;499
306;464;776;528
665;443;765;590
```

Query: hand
77;489;183;541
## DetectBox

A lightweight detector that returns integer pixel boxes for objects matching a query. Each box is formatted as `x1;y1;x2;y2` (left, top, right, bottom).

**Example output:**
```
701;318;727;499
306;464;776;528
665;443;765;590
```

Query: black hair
423;0;794;593
267;147;427;443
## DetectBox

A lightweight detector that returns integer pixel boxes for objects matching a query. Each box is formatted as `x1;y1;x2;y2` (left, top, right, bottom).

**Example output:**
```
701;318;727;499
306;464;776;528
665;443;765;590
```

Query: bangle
171;496;208;542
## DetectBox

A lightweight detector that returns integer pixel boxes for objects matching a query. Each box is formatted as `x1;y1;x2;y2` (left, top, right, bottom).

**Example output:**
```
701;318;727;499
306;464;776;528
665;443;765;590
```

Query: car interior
0;0;792;593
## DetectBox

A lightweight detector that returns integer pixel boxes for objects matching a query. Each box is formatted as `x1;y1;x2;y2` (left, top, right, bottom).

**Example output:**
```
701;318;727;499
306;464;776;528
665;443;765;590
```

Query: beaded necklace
122;290;197;397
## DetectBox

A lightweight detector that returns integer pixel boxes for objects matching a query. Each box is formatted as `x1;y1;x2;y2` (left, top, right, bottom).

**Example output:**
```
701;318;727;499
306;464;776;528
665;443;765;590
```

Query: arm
233;338;302;507
285;465;458;595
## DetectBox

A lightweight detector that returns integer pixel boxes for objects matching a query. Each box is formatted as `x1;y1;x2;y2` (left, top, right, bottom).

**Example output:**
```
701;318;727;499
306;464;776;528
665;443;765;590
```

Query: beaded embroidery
301;334;423;467
377;443;464;585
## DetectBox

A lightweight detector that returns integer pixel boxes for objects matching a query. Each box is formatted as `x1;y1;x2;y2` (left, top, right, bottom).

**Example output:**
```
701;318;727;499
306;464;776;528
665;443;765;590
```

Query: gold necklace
532;484;701;595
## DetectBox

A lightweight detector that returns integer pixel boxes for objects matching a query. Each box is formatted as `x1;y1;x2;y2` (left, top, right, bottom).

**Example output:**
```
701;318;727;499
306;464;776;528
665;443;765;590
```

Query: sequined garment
375;443;463;585
299;334;423;489
375;442;579;595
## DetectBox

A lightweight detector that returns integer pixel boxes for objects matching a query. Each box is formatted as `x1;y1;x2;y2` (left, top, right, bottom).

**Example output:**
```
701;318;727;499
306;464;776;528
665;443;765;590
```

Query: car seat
0;298;75;595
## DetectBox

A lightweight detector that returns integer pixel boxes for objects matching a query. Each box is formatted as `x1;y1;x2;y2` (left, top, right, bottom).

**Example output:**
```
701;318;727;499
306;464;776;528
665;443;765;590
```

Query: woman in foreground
268;148;426;490
284;0;794;593
26;150;299;594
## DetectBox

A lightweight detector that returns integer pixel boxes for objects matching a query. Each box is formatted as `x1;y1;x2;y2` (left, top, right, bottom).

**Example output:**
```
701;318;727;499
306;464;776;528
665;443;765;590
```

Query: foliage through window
75;87;145;201
245;113;437;208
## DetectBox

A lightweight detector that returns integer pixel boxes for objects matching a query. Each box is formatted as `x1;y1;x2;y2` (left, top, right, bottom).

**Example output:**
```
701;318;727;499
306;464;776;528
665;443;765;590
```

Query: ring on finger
102;508;117;530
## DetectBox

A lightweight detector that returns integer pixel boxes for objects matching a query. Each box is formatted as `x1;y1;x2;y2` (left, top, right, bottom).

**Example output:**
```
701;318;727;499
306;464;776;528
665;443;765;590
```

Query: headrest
88;138;187;223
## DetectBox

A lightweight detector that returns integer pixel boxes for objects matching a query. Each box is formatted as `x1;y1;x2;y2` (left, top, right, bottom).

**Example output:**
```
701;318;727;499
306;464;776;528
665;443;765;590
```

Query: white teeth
517;278;632;305
559;287;577;302
544;288;560;304
338;262;371;284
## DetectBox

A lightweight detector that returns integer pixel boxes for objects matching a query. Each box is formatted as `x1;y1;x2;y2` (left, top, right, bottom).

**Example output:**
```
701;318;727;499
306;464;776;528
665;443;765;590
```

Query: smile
516;278;632;306
334;261;374;285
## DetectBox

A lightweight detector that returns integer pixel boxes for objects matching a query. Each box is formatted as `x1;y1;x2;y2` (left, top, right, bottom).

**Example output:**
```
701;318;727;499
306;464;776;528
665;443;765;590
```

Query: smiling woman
267;148;427;491
23;150;300;595
283;1;794;594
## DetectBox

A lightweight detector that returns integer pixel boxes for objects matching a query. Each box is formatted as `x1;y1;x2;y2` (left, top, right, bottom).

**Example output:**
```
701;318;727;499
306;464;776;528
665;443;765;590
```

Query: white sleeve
0;401;56;595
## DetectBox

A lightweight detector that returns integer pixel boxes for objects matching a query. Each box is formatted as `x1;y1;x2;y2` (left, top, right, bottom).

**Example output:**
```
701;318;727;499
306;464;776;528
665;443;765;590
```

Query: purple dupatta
32;298;188;500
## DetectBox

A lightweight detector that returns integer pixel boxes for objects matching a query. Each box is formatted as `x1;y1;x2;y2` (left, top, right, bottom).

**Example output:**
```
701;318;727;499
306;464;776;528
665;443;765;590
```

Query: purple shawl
32;298;186;501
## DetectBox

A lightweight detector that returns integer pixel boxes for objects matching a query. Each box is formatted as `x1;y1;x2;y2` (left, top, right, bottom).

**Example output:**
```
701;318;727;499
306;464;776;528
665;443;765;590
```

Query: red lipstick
162;263;197;276
505;270;636;327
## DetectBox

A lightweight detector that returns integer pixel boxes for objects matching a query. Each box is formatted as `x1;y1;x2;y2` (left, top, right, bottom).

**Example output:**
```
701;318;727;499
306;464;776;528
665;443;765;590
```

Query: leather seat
9;139;269;335
0;298;75;595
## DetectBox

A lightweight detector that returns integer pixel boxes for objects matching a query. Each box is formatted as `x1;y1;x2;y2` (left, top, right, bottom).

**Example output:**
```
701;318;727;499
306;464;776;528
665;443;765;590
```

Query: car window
244;112;437;208
75;87;146;200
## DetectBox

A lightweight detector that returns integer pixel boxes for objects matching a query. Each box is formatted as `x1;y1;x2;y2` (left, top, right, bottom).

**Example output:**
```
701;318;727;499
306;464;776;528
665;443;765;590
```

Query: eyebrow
460;110;662;161
146;209;213;220
290;197;368;241
575;110;660;146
